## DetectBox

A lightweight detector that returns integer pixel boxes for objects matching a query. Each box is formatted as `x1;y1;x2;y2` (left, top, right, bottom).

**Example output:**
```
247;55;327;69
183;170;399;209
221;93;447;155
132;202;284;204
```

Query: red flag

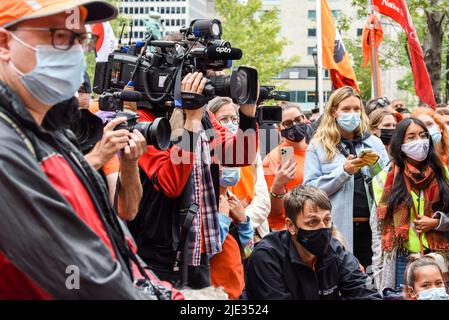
89;22;118;63
372;0;436;107
321;0;359;91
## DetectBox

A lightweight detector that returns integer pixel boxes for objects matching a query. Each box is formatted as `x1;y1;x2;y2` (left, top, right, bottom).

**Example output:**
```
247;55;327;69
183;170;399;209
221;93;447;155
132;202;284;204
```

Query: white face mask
9;33;86;106
401;139;430;162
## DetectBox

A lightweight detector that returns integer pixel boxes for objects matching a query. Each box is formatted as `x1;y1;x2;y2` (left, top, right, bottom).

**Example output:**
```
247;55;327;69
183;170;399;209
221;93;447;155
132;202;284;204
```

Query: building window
357;28;363;37
307;28;316;37
307;91;317;103
308;10;316;20
307;68;317;78
289;71;299;79
331;10;341;18
307;47;315;56
292;91;306;103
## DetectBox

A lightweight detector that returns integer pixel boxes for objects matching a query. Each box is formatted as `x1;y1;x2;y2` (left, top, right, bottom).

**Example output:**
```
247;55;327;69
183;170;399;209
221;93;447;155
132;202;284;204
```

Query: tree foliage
350;0;449;103
215;0;299;84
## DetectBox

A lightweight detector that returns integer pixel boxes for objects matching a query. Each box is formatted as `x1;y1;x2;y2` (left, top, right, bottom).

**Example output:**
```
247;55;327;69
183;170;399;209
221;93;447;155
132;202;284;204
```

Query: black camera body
94;19;259;110
98;91;171;151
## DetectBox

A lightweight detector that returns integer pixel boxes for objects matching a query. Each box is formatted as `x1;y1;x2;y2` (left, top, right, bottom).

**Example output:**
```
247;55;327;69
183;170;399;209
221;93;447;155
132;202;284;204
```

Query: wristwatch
270;189;286;199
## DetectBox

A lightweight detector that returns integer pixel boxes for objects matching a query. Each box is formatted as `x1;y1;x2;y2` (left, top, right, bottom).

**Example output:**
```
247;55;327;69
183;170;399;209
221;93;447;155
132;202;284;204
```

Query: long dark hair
387;117;449;219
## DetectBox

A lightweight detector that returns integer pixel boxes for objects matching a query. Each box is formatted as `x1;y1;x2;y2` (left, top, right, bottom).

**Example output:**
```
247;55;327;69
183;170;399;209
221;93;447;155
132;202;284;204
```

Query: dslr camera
98;90;171;150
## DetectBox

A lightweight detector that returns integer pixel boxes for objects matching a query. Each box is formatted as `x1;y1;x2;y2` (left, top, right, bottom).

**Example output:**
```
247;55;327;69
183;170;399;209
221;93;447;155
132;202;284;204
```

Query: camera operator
44;76;147;221
0;0;165;299
85;106;147;221
129;71;259;289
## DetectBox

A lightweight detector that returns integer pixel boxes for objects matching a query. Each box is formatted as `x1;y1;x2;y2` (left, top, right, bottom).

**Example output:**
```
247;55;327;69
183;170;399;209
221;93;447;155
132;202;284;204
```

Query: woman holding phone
263;103;310;231
303;86;389;269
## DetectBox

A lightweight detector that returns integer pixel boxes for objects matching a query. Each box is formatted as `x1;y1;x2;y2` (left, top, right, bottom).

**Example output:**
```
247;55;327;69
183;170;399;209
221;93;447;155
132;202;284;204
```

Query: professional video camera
256;86;291;125
94;19;259;110
98;90;171;150
257;86;291;105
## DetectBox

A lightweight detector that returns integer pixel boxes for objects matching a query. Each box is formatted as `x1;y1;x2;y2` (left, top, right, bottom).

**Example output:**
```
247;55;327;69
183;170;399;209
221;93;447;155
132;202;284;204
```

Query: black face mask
380;128;396;146
295;227;332;256
281;123;309;142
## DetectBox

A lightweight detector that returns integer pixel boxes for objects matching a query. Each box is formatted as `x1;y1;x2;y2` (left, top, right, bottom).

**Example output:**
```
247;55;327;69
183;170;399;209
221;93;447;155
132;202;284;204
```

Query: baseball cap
0;0;118;28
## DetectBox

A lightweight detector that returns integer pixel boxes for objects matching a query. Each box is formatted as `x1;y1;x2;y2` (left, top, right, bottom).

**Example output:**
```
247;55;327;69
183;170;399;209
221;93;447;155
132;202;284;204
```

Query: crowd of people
1;0;449;301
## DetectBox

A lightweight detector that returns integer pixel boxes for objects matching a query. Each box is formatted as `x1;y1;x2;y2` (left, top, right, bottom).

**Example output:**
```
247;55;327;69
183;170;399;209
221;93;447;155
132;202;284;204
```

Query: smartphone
358;148;374;158
280;146;295;167
226;189;236;200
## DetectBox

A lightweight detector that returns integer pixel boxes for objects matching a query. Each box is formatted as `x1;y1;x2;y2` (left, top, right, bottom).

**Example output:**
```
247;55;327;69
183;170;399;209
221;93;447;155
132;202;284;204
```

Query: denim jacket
303;134;389;252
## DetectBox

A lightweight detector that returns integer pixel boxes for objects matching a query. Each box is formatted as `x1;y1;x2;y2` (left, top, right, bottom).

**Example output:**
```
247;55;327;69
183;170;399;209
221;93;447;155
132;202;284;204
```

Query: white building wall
118;0;209;39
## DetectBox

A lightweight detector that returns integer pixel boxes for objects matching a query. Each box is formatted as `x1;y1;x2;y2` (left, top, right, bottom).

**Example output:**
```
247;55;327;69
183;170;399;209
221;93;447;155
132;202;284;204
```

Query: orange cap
0;0;118;28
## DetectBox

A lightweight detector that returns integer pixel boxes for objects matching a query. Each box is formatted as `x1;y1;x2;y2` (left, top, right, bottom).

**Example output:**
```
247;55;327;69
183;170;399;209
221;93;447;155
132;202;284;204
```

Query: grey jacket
303;134;389;252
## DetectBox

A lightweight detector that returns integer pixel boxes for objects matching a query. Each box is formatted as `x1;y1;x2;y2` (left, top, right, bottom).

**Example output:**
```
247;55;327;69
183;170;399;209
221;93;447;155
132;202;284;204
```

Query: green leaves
215;0;299;84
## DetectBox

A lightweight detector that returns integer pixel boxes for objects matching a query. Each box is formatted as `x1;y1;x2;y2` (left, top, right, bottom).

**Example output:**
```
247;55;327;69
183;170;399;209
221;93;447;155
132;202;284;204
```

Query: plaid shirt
188;129;221;266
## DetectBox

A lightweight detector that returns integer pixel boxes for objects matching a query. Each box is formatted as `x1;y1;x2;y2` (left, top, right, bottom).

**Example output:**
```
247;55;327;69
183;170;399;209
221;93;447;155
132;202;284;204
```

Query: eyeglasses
404;131;430;143
9;27;96;51
218;115;239;125
281;115;305;129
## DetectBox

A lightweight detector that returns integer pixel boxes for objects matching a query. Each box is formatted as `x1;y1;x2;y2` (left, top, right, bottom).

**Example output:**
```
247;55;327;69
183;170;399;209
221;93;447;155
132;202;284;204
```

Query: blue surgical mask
224;121;238;134
10;33;86;106
337;112;361;132
428;125;442;145
220;167;241;187
417;287;448;300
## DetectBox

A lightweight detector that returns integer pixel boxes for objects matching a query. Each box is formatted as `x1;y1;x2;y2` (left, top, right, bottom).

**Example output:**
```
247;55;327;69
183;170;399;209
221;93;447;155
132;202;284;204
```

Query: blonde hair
311;86;370;161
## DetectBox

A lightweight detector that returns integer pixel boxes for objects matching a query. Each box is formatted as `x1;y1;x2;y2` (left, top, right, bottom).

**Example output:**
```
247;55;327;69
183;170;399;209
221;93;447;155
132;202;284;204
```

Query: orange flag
321;0;359;91
361;14;383;96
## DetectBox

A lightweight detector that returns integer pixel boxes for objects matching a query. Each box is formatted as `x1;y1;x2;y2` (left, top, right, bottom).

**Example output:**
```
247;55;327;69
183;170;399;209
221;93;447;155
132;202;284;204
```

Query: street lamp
312;47;319;111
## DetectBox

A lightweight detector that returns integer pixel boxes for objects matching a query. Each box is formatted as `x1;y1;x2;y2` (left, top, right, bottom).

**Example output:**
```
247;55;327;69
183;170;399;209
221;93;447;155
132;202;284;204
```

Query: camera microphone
206;46;243;60
113;90;143;101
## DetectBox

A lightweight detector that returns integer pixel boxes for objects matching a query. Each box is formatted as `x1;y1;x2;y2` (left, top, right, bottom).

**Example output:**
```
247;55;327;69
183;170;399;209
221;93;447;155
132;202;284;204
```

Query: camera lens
132;117;171;151
208;66;258;105
236;69;249;103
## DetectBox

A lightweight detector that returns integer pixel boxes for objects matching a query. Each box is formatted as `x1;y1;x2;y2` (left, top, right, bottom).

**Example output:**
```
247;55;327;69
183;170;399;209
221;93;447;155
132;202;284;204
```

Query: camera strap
173;61;184;109
173;202;198;274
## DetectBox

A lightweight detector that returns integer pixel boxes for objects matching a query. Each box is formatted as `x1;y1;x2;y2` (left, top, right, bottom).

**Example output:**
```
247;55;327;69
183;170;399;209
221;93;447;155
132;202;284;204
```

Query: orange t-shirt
229;165;255;206
263;143;305;231
210;234;244;299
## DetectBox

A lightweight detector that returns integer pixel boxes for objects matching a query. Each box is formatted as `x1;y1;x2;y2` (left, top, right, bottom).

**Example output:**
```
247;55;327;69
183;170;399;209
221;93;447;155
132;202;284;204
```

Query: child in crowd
404;254;449;300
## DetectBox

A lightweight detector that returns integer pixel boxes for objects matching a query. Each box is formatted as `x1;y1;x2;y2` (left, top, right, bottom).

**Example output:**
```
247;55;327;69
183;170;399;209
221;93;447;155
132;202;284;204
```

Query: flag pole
316;0;324;113
368;0;380;98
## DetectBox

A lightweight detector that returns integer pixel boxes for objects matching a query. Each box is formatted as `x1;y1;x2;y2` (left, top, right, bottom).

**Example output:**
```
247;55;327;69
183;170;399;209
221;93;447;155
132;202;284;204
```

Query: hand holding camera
120;129;148;164
86;117;129;169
